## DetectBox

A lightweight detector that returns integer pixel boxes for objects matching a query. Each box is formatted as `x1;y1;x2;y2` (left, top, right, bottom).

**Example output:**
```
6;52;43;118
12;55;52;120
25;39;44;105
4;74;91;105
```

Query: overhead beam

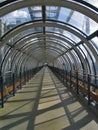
66;10;74;23
0;0;98;24
53;30;98;60
42;6;46;34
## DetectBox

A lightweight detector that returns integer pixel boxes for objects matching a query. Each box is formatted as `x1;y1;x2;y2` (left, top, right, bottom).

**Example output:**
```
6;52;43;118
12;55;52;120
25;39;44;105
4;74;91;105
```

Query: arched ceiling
0;0;98;74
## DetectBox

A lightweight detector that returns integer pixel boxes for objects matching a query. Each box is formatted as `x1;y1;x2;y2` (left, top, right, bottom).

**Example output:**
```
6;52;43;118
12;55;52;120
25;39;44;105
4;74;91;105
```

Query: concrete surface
0;67;98;130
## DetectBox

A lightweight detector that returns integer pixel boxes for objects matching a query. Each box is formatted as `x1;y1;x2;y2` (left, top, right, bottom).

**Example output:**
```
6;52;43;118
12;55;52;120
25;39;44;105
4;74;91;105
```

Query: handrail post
70;70;72;88
20;71;22;89
0;74;4;108
66;70;67;86
76;70;79;94
12;73;15;96
88;74;91;105
63;69;65;84
24;70;26;84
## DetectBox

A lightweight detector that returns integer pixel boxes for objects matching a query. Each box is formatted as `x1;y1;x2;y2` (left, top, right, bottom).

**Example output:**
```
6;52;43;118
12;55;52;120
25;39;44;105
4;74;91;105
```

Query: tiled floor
0;67;98;130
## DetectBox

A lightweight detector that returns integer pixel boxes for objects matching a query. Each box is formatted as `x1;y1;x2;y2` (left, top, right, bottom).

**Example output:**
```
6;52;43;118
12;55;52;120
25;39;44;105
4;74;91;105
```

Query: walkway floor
0;67;98;130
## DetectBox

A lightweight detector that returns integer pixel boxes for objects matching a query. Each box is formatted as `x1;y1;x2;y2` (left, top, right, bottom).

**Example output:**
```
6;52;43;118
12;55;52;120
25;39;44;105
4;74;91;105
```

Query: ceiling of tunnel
0;0;98;74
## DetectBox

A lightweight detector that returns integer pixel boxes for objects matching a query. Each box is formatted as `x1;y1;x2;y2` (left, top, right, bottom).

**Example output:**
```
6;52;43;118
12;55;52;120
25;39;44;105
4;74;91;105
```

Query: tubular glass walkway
0;67;98;130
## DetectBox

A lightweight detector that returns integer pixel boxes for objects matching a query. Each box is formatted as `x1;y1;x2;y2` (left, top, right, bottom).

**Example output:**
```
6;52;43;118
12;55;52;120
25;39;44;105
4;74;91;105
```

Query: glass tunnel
0;0;98;110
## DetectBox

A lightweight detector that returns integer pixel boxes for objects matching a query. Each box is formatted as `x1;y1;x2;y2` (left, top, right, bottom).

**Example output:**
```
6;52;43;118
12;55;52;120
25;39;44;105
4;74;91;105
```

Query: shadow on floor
0;69;98;130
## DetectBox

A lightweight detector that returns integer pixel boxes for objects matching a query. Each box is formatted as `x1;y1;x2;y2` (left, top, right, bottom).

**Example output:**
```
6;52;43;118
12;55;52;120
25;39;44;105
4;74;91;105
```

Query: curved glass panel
62;55;70;70
79;44;95;74
1;8;31;35
70;50;82;70
0;1;97;77
46;27;80;43
46;6;98;35
63;30;80;43
28;6;42;20
68;0;98;8
0;45;10;64
1;5;98;37
46;42;66;52
67;52;74;64
46;50;59;58
46;37;71;48
46;6;60;19
83;0;98;8
89;41;98;55
8;27;43;45
64;54;72;70
91;37;98;54
0;6;42;36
